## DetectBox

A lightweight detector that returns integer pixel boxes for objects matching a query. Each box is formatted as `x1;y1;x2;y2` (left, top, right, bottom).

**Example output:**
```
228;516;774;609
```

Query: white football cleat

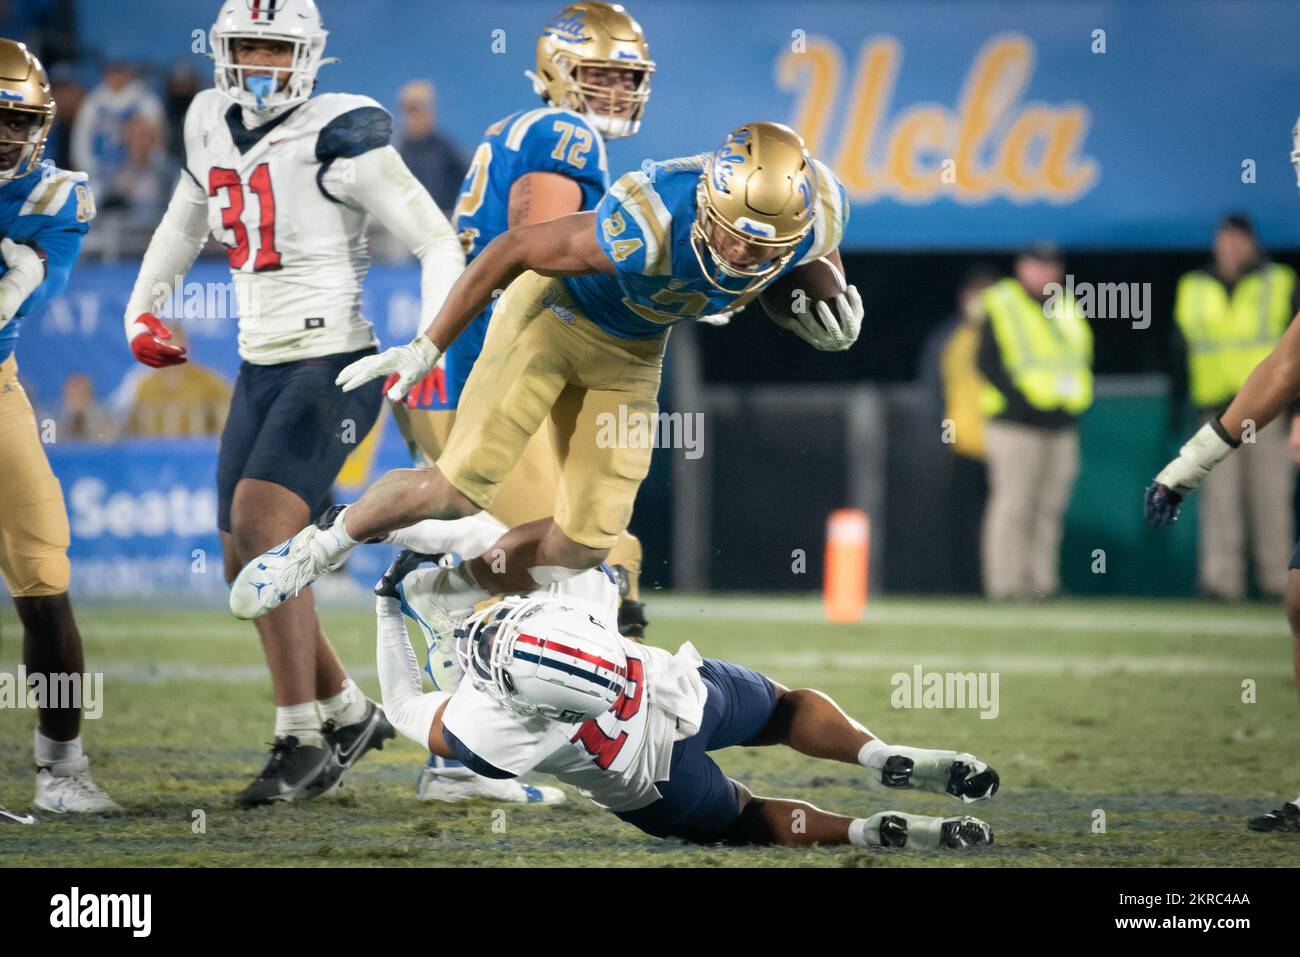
867;811;994;850
34;757;123;814
229;524;342;620
867;746;1000;803
416;763;565;805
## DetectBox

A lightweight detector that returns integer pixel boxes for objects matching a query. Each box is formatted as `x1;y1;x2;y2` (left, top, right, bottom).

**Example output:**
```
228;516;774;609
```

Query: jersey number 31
209;164;282;272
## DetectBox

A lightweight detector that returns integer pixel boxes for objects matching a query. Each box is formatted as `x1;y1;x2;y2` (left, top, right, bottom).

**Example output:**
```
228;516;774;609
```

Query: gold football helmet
0;39;55;182
692;122;818;293
530;2;654;139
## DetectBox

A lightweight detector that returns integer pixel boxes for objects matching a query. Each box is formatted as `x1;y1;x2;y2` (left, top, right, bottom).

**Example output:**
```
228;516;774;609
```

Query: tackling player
0;39;119;814
1142;120;1300;835
229;123;864;634
370;543;997;849
123;0;465;805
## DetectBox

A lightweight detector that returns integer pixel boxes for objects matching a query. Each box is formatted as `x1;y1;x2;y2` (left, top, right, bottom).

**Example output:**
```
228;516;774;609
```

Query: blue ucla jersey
0;163;94;364
564;155;848;339
440;108;609;408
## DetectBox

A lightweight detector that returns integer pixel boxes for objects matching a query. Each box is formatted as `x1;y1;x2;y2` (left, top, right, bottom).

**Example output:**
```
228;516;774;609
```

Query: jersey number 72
209;164;282;272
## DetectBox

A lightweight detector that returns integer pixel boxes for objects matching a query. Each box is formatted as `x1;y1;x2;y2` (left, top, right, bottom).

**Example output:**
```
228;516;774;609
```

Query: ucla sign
784;35;1097;206
77;0;1300;248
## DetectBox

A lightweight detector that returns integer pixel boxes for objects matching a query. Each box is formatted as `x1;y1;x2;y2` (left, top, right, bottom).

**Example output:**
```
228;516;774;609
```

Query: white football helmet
209;0;332;113
456;596;626;723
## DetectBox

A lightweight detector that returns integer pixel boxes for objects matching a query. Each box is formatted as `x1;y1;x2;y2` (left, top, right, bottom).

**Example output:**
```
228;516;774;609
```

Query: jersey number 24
209;164;282;272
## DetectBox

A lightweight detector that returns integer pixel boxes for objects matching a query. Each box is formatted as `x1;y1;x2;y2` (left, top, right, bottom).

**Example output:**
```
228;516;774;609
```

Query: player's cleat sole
416;766;566;805
1247;801;1300;832
323;700;396;773
869;811;994;850
33;757;123;814
229;524;341;620
940;816;995;848
234;736;342;807
878;752;999;803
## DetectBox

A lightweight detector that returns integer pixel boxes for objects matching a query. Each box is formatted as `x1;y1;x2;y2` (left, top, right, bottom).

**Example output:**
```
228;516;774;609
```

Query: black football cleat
877;814;909;848
618;599;648;641
940;816;995;848
323;700;396;773
1247;801;1300;833
235;736;342;807
612;565;648;641
947;761;1000;802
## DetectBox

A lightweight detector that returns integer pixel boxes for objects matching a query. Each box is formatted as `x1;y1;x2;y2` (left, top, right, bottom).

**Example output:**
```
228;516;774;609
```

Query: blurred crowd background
4;0;1300;600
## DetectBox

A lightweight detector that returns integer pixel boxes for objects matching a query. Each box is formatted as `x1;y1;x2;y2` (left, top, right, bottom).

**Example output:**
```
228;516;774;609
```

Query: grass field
1;594;1298;867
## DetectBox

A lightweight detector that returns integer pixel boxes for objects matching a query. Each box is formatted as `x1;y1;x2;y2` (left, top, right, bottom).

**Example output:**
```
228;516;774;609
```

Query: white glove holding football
1154;421;1237;496
0;237;46;328
336;334;441;401
778;285;863;352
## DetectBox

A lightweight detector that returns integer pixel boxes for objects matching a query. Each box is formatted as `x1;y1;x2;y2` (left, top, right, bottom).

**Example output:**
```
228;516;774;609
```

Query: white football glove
335;334;441;401
0;237;46;329
1154;422;1237;497
774;285;863;352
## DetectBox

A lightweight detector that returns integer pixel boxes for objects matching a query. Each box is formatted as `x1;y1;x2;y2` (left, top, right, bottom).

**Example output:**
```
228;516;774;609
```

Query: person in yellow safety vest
917;263;999;593
976;243;1093;600
1170;213;1300;601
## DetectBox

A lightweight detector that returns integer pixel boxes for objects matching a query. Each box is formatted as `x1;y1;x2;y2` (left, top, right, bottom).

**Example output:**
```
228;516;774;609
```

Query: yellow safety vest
940;321;987;458
980;278;1093;416
1174;264;1296;408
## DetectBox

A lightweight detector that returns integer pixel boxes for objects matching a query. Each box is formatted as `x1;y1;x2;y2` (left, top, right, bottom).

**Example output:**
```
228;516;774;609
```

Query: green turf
1;594;1297;867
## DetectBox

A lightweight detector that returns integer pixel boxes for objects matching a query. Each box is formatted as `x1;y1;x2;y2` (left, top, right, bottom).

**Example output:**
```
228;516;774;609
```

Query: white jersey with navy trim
181;89;390;364
440;621;707;813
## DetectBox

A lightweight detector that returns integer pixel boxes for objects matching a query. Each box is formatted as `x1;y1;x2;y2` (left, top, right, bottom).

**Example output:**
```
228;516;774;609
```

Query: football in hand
759;256;848;321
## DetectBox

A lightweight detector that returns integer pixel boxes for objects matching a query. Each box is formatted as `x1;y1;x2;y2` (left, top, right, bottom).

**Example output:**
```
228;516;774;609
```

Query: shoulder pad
316;104;393;162
19;167;94;225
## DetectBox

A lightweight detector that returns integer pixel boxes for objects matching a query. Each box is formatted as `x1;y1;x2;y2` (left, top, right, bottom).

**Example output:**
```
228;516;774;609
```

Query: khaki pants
0;355;71;597
982;420;1079;598
1198;415;1296;598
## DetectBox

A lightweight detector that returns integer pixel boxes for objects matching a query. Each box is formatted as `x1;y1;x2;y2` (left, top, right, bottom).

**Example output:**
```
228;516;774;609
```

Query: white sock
317;506;359;562
35;729;84;769
318;678;368;729
857;738;887;768
848;817;876;846
275;702;323;748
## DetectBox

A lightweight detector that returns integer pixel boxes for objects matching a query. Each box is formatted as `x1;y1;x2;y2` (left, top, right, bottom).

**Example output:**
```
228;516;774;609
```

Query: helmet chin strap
525;69;547;98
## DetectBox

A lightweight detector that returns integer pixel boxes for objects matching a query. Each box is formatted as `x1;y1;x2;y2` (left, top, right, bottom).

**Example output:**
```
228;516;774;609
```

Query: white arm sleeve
387;513;509;559
122;174;210;339
331;146;466;332
376;595;450;750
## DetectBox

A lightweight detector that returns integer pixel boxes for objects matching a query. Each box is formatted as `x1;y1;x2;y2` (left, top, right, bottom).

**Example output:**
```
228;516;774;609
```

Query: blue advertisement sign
71;0;1300;249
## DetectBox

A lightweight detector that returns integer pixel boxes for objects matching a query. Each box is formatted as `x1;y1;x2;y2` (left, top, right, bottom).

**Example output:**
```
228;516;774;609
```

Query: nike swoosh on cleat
0;808;37;824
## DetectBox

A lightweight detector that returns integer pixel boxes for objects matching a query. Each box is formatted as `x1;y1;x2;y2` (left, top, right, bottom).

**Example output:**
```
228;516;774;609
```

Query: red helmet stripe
516;632;625;675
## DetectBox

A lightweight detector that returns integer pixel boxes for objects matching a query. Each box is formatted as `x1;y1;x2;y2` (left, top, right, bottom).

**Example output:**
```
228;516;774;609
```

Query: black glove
374;549;444;598
1143;482;1184;528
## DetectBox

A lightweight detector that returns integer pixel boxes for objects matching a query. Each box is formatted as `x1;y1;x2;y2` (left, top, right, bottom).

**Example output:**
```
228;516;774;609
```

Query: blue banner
49;438;401;600
69;0;1300;249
